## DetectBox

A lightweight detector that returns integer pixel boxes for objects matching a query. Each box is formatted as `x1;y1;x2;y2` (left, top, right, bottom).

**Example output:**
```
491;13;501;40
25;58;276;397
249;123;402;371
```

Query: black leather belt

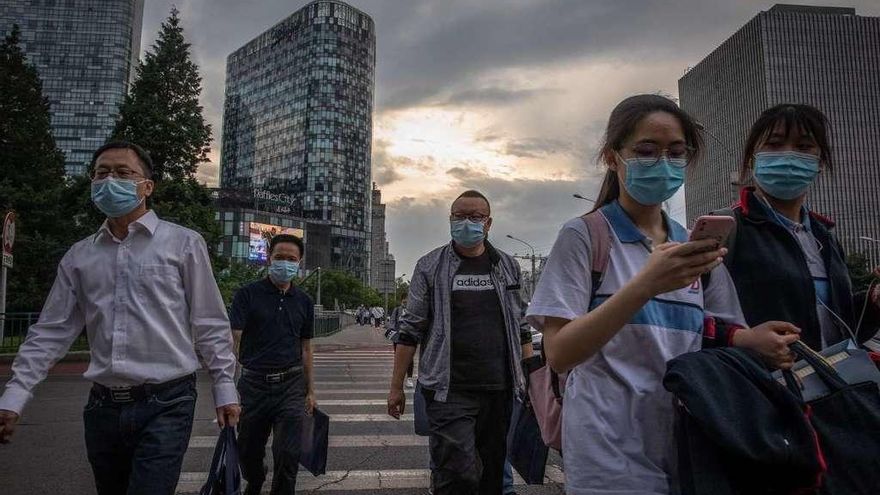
241;365;303;383
92;373;196;403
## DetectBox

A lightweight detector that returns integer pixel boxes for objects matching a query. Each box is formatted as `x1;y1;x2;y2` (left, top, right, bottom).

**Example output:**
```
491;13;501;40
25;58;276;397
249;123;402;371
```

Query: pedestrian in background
230;234;316;495
387;190;533;495
0;142;239;495
527;95;798;494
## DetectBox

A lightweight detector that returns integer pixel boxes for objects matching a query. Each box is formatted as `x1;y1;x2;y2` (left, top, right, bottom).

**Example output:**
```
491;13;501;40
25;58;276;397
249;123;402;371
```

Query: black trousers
237;371;305;495
424;388;513;495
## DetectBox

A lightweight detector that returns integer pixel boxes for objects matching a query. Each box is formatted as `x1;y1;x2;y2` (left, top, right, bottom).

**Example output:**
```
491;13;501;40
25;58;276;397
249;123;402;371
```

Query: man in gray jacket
387;190;532;495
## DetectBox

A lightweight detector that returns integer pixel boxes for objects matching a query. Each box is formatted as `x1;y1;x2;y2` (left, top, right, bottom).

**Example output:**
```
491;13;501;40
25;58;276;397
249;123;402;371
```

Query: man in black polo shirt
231;234;316;495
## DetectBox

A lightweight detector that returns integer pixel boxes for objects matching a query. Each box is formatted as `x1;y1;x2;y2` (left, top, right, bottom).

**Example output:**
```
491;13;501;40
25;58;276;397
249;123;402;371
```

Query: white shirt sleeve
181;234;238;408
526;219;594;331
0;254;85;414
703;263;747;328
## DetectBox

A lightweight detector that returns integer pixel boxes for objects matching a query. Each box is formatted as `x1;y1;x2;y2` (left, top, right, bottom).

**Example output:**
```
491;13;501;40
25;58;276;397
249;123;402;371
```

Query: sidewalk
0;323;389;376
312;322;394;352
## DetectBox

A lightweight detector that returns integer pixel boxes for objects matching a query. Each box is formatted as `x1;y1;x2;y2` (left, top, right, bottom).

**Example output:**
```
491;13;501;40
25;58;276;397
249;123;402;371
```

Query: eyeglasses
450;214;489;223
619;143;695;168
92;167;146;180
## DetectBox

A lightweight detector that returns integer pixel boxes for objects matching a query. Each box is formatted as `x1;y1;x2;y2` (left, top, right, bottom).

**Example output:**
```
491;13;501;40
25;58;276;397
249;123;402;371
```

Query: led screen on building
248;222;304;263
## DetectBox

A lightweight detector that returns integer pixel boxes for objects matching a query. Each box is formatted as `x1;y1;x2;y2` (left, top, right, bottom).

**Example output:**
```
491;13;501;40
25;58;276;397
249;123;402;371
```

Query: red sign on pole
2;211;14;268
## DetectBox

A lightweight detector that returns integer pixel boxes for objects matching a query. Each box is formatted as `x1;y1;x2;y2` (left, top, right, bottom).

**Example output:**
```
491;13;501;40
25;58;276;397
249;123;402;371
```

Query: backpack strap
581;211;613;296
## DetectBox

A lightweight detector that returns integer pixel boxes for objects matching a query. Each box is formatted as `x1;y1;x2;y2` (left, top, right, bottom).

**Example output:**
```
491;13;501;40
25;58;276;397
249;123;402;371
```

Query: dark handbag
783;341;880;495
300;408;330;476
200;426;241;495
413;382;430;436
506;395;550;485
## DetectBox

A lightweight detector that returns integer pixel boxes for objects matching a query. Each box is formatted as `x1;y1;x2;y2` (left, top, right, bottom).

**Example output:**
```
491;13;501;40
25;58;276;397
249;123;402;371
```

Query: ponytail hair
591;94;703;212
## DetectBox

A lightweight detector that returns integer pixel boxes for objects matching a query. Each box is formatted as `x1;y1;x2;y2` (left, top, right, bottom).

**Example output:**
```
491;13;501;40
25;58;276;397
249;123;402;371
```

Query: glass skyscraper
679;4;880;265
0;0;144;176
221;0;376;281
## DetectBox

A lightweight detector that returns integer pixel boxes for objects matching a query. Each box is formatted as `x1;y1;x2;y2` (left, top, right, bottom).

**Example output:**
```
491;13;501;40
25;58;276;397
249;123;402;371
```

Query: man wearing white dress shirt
0;142;240;495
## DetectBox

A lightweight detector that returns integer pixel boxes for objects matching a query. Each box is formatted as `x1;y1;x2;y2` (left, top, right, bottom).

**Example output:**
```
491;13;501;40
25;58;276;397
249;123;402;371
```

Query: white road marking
176;467;563;493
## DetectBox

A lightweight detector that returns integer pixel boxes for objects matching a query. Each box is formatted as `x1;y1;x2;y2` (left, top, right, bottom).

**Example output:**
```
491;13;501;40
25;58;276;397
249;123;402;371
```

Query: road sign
1;253;10;269
2;211;14;256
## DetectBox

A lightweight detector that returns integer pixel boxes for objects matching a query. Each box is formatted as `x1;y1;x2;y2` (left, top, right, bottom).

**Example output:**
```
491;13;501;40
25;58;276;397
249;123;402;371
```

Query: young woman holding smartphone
527;94;796;494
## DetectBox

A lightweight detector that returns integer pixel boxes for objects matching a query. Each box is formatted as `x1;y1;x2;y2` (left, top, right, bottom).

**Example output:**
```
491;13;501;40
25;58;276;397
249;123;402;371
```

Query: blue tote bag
300;408;330;476
200;426;241;495
507;395;549;485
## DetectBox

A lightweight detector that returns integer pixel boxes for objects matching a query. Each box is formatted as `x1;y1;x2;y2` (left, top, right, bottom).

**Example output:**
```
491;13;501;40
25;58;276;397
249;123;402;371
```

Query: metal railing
0;311;352;354
0;312;89;354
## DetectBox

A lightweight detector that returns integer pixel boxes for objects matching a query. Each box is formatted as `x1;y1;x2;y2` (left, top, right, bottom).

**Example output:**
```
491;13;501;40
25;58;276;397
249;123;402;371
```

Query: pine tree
110;8;222;261
112;7;211;182
0;25;70;310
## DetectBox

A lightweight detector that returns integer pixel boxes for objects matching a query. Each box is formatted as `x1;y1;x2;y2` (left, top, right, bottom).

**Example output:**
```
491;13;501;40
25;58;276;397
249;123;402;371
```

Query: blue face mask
621;156;686;206
450;219;485;248
753;151;820;200
269;260;300;283
91;178;145;217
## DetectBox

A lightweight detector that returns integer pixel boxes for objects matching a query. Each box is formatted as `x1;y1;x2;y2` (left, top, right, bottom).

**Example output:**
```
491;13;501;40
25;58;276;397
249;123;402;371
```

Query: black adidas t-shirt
449;251;510;390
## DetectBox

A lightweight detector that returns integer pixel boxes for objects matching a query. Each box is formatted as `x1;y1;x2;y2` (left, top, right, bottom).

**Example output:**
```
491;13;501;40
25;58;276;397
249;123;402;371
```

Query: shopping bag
300;408;329;476
783;341;880;494
506;396;549;485
523;353;567;451
200;426;241;495
412;382;430;436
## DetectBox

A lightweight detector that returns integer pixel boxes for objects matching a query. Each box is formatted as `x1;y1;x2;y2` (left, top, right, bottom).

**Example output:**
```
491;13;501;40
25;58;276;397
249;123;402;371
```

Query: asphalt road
0;324;565;494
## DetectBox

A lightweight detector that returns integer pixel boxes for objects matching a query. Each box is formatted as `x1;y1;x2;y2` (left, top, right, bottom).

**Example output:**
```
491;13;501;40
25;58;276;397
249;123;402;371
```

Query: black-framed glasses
619;143;695;168
92;167;146;180
450;214;489;223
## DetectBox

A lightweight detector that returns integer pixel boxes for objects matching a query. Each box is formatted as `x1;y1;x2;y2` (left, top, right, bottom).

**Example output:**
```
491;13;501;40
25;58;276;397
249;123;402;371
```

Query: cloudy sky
140;0;878;279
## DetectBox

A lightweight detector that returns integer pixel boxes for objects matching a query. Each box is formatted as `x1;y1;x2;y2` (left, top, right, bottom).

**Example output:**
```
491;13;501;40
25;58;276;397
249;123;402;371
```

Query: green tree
847;252;873;293
0;25;70;311
300;269;383;309
112;7;211;182
216;262;265;306
109;8;221;259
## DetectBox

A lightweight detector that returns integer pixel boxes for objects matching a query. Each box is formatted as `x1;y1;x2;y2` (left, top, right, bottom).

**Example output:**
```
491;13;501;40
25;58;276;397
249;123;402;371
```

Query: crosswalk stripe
328;413;414;421
188;434;427;449
310;399;388;406
176;466;564;492
316;389;411;395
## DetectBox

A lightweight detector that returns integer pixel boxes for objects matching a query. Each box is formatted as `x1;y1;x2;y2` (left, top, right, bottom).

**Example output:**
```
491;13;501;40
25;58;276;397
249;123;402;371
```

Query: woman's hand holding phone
635;239;726;297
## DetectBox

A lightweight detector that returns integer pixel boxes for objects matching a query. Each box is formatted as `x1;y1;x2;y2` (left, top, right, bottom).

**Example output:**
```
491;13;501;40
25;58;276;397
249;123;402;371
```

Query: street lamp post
506;234;536;298
573;193;595;204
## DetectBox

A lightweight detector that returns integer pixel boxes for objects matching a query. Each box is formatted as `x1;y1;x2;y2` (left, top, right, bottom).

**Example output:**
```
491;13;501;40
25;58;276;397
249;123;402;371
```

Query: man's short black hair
90;141;154;178
452;189;491;214
269;234;304;258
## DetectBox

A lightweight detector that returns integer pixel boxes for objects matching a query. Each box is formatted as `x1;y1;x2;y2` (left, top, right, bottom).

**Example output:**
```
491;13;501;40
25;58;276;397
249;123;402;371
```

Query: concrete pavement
0;323;565;494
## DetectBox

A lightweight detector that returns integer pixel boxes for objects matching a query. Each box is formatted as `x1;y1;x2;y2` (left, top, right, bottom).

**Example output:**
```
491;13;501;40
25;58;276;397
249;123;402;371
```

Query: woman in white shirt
527;95;798;495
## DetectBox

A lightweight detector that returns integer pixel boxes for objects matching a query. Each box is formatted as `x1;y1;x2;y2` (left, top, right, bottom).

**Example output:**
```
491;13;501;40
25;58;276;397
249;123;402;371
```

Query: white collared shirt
0;211;238;414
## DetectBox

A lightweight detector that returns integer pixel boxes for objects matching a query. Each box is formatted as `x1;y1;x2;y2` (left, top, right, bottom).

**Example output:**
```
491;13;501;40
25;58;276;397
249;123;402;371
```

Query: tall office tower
0;0;144;176
679;4;880;264
221;1;376;281
370;183;395;295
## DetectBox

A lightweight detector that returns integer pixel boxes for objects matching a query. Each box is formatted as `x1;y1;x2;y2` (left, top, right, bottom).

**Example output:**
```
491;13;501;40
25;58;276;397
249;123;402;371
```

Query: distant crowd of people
355;305;385;327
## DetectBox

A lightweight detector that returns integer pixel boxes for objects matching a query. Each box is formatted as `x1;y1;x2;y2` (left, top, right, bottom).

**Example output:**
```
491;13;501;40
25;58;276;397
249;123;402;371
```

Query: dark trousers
238;371;306;495
425;388;513;495
83;376;197;495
